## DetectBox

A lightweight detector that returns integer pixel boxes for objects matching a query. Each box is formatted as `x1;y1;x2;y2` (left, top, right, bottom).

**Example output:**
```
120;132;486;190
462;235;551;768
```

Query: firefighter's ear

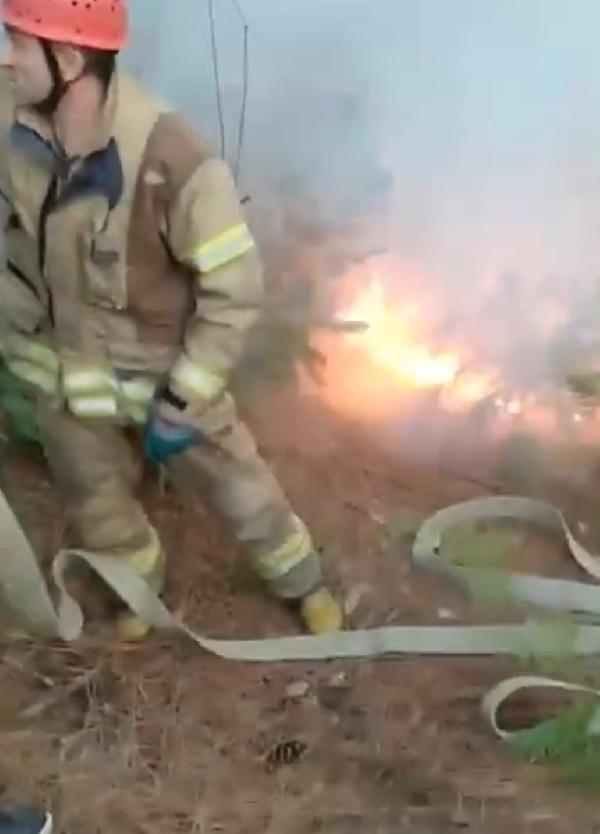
52;43;86;85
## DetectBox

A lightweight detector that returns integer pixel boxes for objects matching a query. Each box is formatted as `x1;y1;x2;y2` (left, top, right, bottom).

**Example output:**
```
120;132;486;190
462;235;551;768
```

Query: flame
319;265;600;442
439;370;498;413
342;277;461;389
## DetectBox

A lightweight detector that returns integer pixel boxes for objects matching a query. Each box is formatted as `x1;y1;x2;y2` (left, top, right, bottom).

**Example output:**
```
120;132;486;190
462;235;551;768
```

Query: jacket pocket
1;264;46;333
1;216;46;334
80;223;128;311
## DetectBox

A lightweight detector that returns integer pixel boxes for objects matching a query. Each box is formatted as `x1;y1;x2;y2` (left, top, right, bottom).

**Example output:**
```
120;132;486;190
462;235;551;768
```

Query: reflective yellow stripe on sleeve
190;223;255;274
170;355;224;402
253;519;313;582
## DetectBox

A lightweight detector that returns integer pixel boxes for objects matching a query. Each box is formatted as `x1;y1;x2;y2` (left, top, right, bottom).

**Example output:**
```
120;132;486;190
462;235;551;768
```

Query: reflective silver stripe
6;336;59;373
63;368;116;396
2;334;60;395
2;345;155;418
69;395;119;418
63;366;117;418
190;223;255;273
64;369;156;420
171;356;224;401
254;520;313;581
7;359;58;395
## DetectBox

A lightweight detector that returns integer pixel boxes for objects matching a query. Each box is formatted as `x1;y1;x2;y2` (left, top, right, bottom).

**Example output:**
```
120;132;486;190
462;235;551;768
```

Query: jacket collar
14;71;118;162
9;73;123;209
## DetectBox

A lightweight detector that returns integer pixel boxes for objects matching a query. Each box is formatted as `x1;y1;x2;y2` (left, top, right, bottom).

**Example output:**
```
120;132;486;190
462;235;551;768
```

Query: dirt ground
1;382;600;834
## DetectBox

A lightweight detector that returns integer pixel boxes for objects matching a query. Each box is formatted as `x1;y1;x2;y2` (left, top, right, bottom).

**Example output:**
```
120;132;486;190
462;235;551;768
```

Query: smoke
125;0;387;205
124;0;600;383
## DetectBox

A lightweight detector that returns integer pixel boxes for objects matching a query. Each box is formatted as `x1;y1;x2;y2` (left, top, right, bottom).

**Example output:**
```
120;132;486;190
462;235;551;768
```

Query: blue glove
0;808;51;834
144;415;198;464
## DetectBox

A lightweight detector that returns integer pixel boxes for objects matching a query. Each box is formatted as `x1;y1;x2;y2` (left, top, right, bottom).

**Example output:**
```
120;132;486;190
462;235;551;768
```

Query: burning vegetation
313;254;600;449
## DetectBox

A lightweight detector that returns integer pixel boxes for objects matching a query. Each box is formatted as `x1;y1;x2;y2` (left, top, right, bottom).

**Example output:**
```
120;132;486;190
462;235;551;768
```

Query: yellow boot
115;532;166;643
300;587;343;634
116;613;154;642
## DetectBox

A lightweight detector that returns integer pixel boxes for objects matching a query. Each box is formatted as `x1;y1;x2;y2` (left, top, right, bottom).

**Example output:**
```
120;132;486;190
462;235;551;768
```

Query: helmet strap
34;39;67;117
35;39;85;118
35;39;88;167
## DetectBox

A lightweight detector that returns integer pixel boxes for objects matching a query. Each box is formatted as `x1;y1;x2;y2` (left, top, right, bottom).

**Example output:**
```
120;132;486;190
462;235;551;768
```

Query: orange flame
342;277;461;389
318;265;597;442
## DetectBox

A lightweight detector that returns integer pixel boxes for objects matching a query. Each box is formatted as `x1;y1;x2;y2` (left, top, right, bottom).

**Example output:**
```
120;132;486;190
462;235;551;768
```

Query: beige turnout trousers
38;393;323;600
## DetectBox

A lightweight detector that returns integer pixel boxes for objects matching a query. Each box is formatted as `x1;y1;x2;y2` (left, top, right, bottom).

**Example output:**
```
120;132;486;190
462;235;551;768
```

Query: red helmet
1;0;128;51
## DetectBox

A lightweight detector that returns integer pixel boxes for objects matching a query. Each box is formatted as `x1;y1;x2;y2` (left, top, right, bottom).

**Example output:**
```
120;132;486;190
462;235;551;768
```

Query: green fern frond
507;698;598;762
442;525;512;569
442;525;514;606
507;698;600;791
0;365;41;446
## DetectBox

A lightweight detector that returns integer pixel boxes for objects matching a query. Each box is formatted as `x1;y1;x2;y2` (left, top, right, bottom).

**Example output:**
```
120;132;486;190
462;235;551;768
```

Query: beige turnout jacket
0;71;263;422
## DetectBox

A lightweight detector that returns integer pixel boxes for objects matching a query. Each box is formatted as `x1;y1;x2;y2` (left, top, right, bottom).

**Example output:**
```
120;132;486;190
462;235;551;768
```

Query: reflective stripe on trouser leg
168;394;323;599
251;515;322;597
263;544;323;600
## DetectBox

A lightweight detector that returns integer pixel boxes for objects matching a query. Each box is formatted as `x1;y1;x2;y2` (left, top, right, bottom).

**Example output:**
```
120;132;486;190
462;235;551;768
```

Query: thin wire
233;21;249;183
207;0;226;158
228;0;248;26
224;0;250;184
205;0;251;183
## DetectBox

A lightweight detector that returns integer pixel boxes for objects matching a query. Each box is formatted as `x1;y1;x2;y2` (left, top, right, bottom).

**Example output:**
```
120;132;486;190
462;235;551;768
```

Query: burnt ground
1;383;600;833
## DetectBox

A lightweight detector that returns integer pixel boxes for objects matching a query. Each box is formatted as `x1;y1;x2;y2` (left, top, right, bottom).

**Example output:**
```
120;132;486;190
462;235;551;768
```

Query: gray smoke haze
124;0;600;394
1;1;598;387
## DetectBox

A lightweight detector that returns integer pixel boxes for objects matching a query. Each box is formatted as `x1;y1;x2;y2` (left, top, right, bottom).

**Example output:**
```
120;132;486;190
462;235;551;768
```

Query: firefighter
0;0;343;639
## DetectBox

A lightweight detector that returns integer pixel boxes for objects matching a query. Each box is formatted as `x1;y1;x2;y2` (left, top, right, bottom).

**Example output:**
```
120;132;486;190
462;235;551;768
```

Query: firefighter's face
1;26;52;108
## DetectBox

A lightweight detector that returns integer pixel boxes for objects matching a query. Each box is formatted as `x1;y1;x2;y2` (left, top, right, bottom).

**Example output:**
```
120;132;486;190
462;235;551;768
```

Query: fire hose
2;489;600;740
